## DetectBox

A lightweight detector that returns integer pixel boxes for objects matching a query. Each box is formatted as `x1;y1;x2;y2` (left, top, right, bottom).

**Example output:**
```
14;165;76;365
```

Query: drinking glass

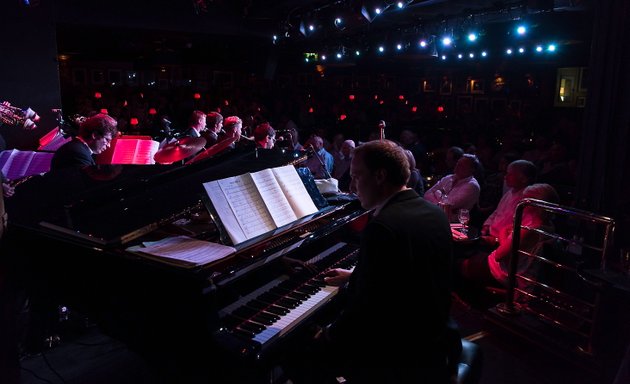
458;209;470;234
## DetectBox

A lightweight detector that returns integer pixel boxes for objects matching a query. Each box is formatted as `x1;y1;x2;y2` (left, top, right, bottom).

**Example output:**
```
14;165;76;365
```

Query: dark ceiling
54;0;593;65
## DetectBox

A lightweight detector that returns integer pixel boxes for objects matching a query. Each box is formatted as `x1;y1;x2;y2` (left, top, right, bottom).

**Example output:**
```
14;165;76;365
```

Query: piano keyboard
218;242;359;349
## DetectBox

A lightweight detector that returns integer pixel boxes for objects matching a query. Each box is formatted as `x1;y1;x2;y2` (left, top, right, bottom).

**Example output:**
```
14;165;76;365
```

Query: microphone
378;120;386;141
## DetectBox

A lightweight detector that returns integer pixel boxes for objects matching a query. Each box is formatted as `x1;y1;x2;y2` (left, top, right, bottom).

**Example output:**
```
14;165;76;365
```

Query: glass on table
458;208;470;235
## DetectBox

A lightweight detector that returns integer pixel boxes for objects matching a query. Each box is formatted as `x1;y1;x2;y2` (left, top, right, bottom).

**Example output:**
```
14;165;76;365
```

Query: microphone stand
308;144;332;179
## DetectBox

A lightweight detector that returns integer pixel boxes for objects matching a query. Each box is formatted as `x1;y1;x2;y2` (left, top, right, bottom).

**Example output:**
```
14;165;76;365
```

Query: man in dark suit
311;140;454;383
51;113;117;170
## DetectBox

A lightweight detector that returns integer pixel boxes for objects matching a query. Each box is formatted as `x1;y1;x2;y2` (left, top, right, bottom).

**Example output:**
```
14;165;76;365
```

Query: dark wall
0;1;62;149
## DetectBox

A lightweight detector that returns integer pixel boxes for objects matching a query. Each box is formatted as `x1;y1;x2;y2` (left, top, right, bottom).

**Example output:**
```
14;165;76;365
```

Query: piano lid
8;146;308;247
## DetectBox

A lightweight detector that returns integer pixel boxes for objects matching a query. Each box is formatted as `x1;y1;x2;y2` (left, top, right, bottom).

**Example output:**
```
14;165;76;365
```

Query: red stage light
309;107;314;113
94;92;102;99
437;106;445;113
411;106;418;112
340;114;347;120
193;93;201;99
100;108;108;114
148;108;157;115
349;95;355;101
130;117;139;125
398;95;405;100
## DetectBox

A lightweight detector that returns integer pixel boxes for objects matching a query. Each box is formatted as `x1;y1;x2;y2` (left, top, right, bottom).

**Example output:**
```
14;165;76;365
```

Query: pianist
50;113;117;170
287;140;454;383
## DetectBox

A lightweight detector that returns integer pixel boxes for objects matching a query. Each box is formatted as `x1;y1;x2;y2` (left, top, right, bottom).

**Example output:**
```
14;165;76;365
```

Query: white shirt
424;174;480;221
483;188;525;237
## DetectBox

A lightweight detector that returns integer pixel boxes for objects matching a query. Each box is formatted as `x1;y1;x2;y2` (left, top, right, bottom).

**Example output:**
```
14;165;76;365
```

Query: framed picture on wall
471;79;484;94
554;67;579;107
422;78;436;93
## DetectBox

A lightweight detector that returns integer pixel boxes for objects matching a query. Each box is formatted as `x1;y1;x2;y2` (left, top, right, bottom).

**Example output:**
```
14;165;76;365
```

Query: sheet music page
25;152;53;176
203;180;247;244
128;235;236;266
272;165;318;218
133;140;159;164
110;139;137;164
217;175;276;241
5;150;34;180
0;149;17;178
250;168;297;228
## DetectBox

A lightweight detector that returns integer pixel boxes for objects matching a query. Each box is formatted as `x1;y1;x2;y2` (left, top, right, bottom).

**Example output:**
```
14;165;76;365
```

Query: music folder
0;149;54;180
96;136;159;165
202;165;319;245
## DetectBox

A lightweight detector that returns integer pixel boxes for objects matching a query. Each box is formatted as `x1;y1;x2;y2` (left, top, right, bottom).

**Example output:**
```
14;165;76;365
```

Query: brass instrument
0;101;39;129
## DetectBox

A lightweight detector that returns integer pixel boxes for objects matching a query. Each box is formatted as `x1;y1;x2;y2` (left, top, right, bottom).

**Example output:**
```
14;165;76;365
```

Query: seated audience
481;159;537;246
424;154;481;222
459;183;559;293
404;149;425;196
303;135;334;179
332;139;355;192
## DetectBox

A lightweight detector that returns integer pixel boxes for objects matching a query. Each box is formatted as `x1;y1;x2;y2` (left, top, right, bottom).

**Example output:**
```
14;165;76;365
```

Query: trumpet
0;101;40;129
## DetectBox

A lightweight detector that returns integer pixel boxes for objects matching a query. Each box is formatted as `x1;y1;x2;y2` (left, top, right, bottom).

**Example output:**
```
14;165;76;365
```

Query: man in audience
459;183;559;294
51;113;118;170
424;154;481;222
303;135;334;178
481;159;537;247
332;139;355;192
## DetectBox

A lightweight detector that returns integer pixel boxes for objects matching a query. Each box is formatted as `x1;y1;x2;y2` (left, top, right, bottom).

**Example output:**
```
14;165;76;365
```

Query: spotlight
334;17;345;30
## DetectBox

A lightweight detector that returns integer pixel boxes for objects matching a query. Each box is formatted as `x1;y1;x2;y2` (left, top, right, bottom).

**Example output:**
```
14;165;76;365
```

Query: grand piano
5;146;367;382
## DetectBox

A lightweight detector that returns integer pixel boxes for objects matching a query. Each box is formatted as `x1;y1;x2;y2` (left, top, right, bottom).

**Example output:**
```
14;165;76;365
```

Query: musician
253;122;276;149
202;111;223;146
182;110;207;139
51;113;117;170
289;140;454;383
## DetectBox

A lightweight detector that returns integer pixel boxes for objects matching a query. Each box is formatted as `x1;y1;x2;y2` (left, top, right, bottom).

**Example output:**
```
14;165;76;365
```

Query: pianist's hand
2;183;15;198
323;268;352;286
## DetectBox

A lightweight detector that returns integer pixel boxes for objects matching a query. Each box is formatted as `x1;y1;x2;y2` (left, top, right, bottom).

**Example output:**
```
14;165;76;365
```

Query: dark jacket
51;138;95;170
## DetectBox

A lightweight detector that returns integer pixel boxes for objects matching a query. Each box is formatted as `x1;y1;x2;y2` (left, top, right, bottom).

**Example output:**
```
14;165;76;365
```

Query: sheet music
103;138;160;165
127;235;236;267
272;165;318;218
0;149;53;180
217;175;276;240
203;180;247;244
133;140;159;164
250;168;297;227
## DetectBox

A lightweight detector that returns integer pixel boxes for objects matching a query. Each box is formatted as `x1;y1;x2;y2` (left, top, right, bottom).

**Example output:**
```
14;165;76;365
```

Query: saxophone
0;101;39;129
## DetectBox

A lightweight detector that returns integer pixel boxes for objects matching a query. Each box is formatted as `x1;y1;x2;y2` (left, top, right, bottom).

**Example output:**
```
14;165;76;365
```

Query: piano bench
456;339;483;384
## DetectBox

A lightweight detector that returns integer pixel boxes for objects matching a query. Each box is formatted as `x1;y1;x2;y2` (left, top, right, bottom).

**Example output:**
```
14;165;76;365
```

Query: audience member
51;113;118;170
424;154;481;222
287;140;453;383
404;149;424;196
459;183;559;293
303;135;334;179
332;139;355;192
481;159;537;246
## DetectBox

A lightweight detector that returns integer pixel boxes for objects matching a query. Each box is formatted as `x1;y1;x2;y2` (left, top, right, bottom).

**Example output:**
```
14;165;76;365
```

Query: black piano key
239;321;266;334
295;285;319;295
264;305;289;316
276;297;300;309
286;290;310;301
232;328;256;339
252;313;279;325
247;299;269;311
